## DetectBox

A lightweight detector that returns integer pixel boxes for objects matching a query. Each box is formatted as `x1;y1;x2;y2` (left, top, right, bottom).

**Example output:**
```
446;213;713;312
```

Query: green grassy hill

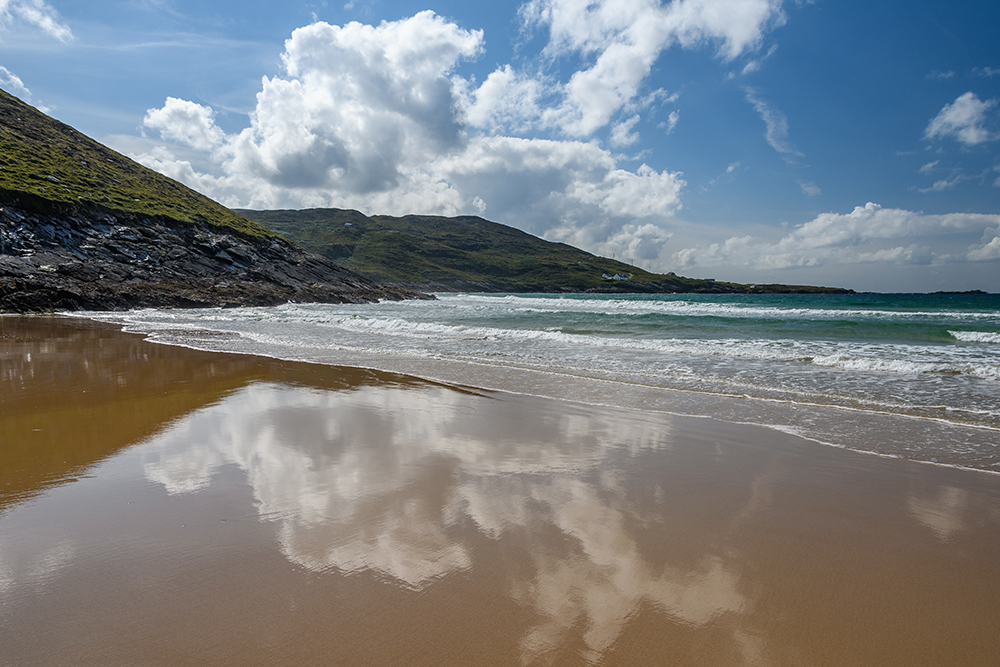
240;208;699;291
240;208;851;293
0;89;273;239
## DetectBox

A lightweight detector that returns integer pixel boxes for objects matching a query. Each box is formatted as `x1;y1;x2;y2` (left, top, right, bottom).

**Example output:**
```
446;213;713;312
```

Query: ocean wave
299;312;1000;379
78;304;1000;381
949;330;1000;344
435;293;1000;322
315;312;810;358
811;353;1000;379
92;298;999;332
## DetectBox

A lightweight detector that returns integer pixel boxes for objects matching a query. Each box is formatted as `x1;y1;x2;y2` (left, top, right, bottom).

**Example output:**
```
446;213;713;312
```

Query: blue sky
1;0;999;291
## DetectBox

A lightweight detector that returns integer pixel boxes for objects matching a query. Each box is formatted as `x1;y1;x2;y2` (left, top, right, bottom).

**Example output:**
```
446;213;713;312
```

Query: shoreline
57;309;1000;476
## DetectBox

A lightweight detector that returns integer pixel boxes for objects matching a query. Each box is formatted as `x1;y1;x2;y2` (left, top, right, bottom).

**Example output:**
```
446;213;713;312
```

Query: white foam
950;330;1000;344
77;302;1000;382
434;293;1000;322
810;352;1000;379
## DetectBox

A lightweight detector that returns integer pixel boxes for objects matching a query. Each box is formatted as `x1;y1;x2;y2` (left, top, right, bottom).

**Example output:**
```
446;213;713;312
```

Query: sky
1;0;998;292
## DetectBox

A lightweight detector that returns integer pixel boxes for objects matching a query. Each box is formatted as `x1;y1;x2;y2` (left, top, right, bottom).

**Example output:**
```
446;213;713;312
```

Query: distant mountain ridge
241;208;854;294
0;90;425;310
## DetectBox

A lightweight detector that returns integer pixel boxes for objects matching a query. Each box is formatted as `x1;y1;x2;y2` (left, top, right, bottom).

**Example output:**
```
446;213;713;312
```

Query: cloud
520;0;786;136
243;13;482;193
143;97;226;151
741;43;777;75
525;0;785;62
0;65;27;96
135;145;231;199
917;172;968;193
143;12;481;198
609;113;640;146
924;92;997;146
663;109;679;134
672;202;1000;269
973;67;1000;78
705;161;740;189
572;162;684;217
926;70;956;80
744;87;801;159
602;222;673;260
918;160;938;174
0;0;72;41
797;180;820;197
0;65;48;111
439;136;684;249
968;226;1000;261
460;64;545;132
138;12;687;263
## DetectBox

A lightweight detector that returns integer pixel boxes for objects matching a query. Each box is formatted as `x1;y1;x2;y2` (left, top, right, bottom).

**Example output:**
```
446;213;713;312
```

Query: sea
78;292;1000;473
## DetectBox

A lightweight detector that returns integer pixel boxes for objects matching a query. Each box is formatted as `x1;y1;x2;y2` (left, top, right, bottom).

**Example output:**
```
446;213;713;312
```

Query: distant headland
239;208;855;295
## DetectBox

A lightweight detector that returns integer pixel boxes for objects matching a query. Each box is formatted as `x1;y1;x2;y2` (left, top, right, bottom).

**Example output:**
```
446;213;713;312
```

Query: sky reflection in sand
141;381;746;662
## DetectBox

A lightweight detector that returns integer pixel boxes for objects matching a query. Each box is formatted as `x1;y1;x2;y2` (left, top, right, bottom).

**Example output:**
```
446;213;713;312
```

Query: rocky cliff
0;192;429;311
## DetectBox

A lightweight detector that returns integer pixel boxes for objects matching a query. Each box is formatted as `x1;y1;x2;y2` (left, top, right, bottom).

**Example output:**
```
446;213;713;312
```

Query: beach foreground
2;316;999;665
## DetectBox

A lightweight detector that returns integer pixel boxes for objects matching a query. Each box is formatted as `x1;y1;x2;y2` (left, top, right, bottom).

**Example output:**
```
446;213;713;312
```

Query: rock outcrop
0;191;429;311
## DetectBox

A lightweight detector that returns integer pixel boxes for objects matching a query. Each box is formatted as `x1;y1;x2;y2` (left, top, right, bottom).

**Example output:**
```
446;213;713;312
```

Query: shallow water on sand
2;316;1000;666
78;293;1000;472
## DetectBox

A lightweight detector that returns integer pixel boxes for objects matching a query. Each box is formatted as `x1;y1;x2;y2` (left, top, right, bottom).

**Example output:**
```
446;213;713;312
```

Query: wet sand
2;315;999;666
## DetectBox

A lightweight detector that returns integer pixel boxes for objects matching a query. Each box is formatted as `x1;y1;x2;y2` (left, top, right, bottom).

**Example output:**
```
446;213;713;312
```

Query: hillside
241;208;852;294
0;90;270;239
0;90;425;310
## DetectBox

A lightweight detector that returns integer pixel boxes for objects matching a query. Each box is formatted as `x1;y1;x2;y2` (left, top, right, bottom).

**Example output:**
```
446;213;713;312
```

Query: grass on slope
241;208;708;290
0;89;275;240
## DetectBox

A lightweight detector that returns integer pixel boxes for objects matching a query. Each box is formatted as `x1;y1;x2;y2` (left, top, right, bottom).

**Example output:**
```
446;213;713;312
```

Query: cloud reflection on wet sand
142;381;749;661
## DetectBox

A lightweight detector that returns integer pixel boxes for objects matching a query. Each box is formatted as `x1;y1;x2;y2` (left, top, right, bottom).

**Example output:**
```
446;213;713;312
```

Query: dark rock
0;196;431;312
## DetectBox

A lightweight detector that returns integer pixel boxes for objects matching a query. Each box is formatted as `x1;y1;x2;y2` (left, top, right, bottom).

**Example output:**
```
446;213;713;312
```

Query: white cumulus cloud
136;11;689;264
231;13;483;194
143;97;226;151
968;227;1000;261
924;92;997;146
460;64;545;132
672;202;1000;269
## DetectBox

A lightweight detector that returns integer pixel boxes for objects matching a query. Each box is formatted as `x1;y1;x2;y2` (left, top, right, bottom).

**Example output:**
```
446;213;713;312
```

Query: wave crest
950;330;1000;344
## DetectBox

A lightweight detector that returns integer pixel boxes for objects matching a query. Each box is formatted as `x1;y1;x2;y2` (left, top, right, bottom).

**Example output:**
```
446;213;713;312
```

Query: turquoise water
81;292;1000;471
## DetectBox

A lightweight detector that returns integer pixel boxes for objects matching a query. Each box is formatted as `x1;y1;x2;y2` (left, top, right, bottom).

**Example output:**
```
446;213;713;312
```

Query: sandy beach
2;315;999;666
